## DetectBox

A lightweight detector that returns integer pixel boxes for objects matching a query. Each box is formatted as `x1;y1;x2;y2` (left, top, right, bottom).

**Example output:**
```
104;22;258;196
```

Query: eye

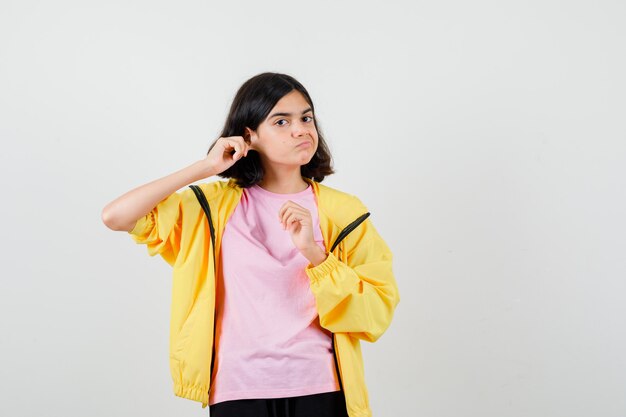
275;115;314;126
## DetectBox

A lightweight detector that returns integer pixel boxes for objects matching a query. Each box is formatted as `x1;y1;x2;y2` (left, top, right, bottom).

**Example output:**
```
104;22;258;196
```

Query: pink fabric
208;182;341;405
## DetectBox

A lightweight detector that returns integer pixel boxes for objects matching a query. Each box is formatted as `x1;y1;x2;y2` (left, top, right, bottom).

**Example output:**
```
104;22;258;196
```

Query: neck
258;165;309;194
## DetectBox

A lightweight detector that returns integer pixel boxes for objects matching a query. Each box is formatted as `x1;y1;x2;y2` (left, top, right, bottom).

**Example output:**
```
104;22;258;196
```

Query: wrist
302;245;328;267
190;159;215;181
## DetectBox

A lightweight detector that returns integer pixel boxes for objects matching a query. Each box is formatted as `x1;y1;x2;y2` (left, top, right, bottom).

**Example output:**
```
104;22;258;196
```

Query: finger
279;202;305;222
283;212;298;229
221;138;234;152
240;134;252;153
279;206;290;227
224;138;239;156
279;202;299;222
284;205;307;218
283;208;308;228
232;141;243;159
236;136;252;157
281;207;299;228
278;202;291;220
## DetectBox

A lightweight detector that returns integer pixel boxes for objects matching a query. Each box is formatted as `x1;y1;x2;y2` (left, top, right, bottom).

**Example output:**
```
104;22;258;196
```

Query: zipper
189;185;217;398
208;308;216;396
328;211;370;392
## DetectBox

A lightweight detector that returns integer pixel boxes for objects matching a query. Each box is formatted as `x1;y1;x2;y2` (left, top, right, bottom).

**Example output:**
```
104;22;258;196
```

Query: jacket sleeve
304;206;400;343
127;191;183;267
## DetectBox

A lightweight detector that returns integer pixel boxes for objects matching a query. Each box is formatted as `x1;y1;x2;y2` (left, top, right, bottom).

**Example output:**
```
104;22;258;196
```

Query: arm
101;160;216;266
304;213;400;343
101;159;214;232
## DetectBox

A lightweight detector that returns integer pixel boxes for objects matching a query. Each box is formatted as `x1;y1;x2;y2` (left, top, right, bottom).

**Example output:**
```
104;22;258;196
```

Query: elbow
101;205;115;230
101;205;133;232
101;206;120;231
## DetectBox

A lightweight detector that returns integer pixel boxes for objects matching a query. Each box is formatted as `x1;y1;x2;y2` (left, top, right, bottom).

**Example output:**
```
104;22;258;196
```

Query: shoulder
315;181;369;225
197;178;233;195
317;181;367;206
175;179;235;211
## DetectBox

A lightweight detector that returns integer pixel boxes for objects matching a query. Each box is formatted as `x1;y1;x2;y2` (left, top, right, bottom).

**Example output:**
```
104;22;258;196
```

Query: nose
292;120;311;137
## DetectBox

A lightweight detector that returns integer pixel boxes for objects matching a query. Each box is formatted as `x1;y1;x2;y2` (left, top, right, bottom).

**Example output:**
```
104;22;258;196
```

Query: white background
1;1;625;416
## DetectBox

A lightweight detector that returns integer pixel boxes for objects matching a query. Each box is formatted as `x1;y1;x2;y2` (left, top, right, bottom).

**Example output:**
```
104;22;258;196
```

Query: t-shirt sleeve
127;191;183;266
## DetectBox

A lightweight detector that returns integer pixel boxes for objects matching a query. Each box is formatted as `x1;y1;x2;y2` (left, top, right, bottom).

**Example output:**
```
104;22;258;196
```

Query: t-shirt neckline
251;183;311;198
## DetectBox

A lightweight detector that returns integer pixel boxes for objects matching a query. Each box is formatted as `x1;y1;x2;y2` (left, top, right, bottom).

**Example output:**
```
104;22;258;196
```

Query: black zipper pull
330;212;370;252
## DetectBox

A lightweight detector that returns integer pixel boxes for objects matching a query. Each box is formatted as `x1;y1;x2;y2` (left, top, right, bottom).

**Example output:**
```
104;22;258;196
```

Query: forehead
271;90;310;112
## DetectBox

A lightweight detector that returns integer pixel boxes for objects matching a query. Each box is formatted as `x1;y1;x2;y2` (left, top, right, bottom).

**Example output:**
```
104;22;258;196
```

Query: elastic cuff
305;251;341;285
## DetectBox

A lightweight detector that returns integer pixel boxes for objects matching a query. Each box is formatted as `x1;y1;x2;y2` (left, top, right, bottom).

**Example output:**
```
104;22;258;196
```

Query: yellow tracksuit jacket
128;176;400;417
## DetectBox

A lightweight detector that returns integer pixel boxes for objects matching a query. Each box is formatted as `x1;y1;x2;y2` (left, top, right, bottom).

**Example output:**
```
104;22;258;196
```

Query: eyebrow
267;107;313;120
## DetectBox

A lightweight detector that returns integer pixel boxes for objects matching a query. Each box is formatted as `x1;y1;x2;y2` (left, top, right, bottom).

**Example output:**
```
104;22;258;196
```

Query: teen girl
102;72;400;417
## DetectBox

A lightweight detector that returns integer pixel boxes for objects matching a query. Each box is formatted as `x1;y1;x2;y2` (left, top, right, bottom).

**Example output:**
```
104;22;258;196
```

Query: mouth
296;140;312;148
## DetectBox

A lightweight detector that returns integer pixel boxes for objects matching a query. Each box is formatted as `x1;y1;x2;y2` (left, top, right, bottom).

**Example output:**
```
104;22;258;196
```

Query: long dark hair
208;72;335;188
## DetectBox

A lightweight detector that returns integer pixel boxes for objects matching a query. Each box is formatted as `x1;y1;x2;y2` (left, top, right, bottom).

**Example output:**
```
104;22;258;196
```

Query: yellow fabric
128;177;400;417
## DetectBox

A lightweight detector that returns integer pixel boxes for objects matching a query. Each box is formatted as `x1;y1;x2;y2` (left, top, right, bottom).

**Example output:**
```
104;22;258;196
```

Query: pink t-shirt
208;182;341;405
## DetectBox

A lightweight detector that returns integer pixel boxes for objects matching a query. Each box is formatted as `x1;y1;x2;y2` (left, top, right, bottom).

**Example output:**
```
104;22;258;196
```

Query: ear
244;127;258;150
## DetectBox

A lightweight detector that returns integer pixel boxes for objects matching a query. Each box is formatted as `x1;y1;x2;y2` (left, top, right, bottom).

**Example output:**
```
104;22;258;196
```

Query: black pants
209;389;349;417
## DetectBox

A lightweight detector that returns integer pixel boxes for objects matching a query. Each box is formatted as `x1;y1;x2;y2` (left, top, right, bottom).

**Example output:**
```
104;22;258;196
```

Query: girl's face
246;90;319;168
